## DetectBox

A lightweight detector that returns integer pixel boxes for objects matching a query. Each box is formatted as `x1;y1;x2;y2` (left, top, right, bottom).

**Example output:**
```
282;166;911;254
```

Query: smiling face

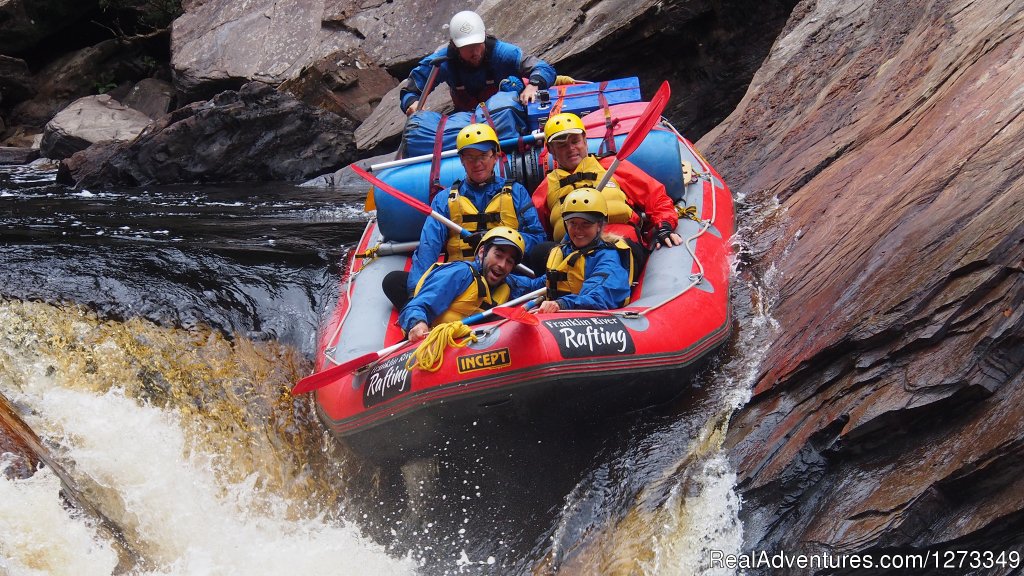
478;243;519;287
564;216;602;248
548;133;588;172
459;148;497;184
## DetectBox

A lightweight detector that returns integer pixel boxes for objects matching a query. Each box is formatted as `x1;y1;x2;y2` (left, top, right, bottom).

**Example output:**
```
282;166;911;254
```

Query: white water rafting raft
303;85;735;461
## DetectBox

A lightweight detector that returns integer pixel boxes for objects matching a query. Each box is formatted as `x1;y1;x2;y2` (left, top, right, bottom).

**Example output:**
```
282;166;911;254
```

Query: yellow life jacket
544;236;636;306
413;261;512;326
546;155;636;240
445;182;520;260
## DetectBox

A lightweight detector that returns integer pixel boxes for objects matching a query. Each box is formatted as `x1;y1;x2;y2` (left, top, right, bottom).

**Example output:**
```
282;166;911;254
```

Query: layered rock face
702;0;1024;566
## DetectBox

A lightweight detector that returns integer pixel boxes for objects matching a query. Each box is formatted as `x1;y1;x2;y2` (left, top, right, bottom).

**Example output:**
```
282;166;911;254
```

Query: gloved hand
465;231;485;249
499;75;526;93
654;222;676;247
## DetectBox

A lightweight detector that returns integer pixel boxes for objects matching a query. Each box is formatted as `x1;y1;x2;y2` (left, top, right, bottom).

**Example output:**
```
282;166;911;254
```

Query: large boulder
40;94;153;160
170;0;468;102
698;0;1024;563
58;81;357;187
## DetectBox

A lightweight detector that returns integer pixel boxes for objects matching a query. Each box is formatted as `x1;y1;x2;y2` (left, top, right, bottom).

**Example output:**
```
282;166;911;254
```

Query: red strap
428;114;448;201
597;81;617;157
551;86;567;116
477;102;507;179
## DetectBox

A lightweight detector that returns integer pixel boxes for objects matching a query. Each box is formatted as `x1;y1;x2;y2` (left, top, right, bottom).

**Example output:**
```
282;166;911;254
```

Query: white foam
4;385;415;576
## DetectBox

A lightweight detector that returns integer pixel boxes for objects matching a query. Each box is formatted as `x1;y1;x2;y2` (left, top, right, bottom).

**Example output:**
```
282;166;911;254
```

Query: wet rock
59;81;357;187
0;147;40;164
701;0;1024;565
41;94;153;160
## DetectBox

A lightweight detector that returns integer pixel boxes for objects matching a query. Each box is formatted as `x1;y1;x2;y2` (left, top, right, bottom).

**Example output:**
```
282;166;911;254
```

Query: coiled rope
405;321;478;372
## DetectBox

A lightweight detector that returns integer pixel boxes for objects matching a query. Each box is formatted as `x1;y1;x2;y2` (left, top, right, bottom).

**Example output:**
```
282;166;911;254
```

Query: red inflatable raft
309;104;735;461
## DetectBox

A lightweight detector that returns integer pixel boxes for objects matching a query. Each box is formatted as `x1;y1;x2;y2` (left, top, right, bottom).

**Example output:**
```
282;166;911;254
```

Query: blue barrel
374;155;467;242
589;128;685;201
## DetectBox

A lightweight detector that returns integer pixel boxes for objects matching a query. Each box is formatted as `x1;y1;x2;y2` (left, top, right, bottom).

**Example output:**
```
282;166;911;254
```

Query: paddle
594;80;671;191
489;302;539;325
291;287;546;395
350;164;535;276
290;342;406;395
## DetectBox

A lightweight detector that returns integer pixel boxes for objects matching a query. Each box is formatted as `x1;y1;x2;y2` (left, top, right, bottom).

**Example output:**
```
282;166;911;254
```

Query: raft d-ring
468;327;502;349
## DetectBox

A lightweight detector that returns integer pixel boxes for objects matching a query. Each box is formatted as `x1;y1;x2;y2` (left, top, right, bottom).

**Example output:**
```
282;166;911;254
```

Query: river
1;160;778;575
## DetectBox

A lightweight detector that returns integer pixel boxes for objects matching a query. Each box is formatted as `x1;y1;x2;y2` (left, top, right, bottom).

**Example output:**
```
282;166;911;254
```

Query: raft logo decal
363;351;414;407
457;348;511;374
543;317;635;358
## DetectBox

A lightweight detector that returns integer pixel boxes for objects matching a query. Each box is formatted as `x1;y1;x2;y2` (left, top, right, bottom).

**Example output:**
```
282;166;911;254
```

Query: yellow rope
677;204;700;222
554;75;579;86
405;321;477;372
355;243;380;262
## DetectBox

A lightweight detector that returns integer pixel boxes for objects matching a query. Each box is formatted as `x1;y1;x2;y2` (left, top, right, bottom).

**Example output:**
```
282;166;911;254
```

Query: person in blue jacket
530;187;633;313
400;10;556;114
381;123;546;311
400;227;533;341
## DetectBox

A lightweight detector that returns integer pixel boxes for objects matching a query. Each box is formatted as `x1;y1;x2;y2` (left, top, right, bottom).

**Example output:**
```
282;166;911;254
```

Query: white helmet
448;11;485;48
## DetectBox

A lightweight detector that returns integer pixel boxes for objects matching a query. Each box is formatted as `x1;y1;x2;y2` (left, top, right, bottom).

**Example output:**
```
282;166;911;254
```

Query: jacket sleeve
491;41;555;90
606;159;679;234
510;182;548;250
519;55;556;89
505;272;546;299
399;263;474;332
557;248;630;311
531;179;554;237
399;48;449;113
407;194;452;292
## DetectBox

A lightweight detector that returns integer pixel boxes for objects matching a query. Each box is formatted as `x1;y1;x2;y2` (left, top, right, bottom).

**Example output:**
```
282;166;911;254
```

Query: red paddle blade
350;165;432;216
290;351;380;395
491;306;540;325
617;81;671;159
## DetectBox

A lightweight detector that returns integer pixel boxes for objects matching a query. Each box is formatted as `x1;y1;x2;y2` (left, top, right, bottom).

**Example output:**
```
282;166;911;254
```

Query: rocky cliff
701;0;1024;568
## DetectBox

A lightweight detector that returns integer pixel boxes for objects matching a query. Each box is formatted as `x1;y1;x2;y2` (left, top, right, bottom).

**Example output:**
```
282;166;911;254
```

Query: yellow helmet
479;226;525;262
544;113;585;143
457;123;499;153
561;187;607;222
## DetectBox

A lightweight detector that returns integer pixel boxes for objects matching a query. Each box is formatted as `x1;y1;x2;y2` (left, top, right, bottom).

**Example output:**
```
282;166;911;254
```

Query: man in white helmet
400;10;556;114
